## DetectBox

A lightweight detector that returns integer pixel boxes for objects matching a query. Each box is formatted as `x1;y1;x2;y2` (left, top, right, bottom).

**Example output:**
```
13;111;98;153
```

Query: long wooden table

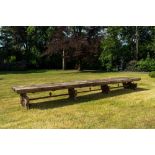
12;77;141;109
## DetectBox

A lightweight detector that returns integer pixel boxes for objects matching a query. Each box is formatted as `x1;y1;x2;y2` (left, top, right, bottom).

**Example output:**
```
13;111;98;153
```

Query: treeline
0;26;155;71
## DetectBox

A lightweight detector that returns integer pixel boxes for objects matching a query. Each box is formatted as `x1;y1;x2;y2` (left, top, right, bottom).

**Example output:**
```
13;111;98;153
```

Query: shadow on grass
0;70;48;75
30;88;148;110
72;70;148;74
79;70;106;73
60;70;106;75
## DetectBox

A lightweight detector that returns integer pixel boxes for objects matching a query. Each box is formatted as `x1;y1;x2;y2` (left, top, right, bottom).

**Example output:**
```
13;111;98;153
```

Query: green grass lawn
0;70;155;128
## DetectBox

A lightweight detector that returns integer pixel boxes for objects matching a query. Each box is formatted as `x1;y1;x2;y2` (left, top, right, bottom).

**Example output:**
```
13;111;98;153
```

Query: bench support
101;85;110;94
20;93;29;109
123;82;137;90
68;88;77;99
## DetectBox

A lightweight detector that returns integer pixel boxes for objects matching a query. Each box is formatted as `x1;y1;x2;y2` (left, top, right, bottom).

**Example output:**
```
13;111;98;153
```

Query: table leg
20;93;29;109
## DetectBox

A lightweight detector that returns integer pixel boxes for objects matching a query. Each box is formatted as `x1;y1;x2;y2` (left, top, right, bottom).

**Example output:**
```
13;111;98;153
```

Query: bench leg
123;82;137;90
68;88;77;99
20;93;29;109
101;85;110;94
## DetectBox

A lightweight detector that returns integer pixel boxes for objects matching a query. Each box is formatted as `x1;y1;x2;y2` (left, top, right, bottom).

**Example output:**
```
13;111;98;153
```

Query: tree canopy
0;26;155;71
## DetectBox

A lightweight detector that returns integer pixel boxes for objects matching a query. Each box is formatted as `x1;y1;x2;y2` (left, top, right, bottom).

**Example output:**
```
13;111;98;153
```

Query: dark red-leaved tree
44;26;104;70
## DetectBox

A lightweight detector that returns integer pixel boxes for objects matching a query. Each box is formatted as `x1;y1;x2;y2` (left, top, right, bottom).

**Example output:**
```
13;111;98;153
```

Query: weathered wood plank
68;88;77;99
101;85;110;94
20;93;29;109
12;77;141;94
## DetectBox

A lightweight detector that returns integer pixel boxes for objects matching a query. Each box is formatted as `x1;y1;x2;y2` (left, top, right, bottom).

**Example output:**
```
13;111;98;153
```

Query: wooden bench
12;77;141;109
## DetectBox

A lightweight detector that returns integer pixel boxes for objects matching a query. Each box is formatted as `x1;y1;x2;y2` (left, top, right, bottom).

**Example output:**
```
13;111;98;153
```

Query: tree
45;26;105;70
26;26;54;67
135;26;139;60
99;27;125;71
0;26;155;71
121;26;153;60
0;26;54;69
0;26;27;65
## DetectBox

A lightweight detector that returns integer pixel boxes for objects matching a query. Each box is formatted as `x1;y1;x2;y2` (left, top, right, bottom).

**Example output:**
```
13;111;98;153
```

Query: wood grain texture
12;77;141;94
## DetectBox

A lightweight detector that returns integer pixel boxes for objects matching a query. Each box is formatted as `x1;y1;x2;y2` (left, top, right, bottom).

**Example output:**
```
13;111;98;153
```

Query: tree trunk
135;26;139;60
77;59;82;71
62;49;65;70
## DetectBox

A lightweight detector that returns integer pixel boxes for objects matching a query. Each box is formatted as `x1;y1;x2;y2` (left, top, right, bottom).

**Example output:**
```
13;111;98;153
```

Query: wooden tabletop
12;77;141;94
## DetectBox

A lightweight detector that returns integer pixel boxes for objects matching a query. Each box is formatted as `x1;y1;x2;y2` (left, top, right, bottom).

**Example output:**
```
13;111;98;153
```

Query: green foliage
136;54;155;71
0;26;55;70
126;60;138;71
0;26;155;71
149;71;155;78
26;26;36;35
99;27;123;71
99;50;113;71
8;56;16;63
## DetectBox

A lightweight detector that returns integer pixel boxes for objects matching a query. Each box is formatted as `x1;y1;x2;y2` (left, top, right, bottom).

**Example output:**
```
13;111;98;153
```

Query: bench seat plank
12;77;141;94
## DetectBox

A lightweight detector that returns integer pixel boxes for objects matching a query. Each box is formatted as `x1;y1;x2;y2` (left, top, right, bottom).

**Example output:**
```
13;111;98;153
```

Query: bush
126;60;138;71
136;58;155;72
149;71;155;78
125;53;155;72
0;60;27;71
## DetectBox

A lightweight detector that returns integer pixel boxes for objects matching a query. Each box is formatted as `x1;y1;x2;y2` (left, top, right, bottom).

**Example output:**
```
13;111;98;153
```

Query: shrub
125;53;155;72
99;52;113;71
126;60;138;71
149;71;155;78
136;59;155;72
0;60;27;71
